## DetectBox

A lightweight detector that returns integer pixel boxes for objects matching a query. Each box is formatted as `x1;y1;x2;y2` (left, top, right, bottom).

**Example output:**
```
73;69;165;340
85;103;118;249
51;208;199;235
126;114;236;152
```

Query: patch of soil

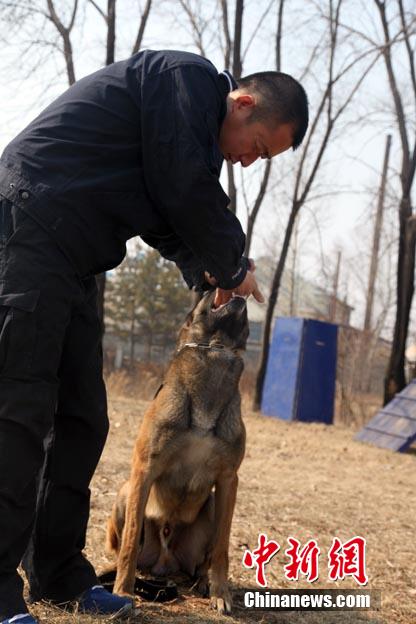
29;393;415;623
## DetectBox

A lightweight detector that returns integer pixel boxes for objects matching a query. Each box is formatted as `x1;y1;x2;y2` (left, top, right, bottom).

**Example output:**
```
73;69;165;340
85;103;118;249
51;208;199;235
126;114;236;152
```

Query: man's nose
241;153;259;167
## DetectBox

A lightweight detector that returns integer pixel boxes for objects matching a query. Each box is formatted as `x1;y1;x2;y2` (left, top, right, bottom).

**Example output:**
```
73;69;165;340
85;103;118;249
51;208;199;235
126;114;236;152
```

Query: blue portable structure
355;379;416;452
261;317;338;424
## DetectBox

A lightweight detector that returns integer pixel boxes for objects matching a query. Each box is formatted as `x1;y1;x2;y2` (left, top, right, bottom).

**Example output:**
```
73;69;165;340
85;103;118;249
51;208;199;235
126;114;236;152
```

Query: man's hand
213;261;265;307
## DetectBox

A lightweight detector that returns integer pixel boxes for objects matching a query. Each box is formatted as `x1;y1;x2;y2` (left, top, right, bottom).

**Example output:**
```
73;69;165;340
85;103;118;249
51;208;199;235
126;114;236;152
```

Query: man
0;49;308;623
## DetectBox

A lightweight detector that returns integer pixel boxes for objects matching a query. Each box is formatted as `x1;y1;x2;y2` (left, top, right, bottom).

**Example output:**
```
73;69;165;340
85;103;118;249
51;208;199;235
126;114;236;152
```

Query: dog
107;290;249;614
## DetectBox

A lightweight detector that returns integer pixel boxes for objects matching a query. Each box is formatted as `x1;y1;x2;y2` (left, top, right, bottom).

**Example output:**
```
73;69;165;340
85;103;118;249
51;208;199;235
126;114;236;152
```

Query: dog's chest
169;432;219;485
146;432;222;522
190;407;218;432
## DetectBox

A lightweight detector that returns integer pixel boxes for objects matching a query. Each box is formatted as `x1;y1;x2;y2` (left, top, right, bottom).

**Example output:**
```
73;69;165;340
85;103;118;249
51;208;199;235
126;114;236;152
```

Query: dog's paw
210;583;232;614
193;575;209;597
112;582;135;598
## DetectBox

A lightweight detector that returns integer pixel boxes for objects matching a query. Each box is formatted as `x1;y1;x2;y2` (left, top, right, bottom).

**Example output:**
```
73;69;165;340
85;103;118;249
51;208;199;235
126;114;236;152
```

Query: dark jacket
0;49;248;290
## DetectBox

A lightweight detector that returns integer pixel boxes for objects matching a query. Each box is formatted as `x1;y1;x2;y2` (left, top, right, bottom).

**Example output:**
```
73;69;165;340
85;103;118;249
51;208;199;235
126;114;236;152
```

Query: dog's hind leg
173;494;215;592
137;518;161;571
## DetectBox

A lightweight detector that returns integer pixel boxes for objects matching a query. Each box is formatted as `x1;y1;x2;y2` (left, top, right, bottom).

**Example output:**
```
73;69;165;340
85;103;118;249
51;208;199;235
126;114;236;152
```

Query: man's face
218;93;294;167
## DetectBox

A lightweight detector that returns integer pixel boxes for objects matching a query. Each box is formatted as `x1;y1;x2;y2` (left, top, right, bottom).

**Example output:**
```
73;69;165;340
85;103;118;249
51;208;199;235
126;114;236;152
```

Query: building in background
246;256;353;348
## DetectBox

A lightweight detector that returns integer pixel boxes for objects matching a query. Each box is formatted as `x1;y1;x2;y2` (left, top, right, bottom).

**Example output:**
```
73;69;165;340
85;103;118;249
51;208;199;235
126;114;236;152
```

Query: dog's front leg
113;467;153;597
209;472;238;614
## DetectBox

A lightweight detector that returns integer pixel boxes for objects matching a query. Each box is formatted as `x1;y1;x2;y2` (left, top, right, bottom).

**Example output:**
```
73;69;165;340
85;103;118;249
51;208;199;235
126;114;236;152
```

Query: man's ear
232;93;256;111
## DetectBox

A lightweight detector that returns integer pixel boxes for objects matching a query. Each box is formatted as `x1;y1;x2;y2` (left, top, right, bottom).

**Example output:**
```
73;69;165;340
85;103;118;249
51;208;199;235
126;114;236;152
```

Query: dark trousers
0;197;109;619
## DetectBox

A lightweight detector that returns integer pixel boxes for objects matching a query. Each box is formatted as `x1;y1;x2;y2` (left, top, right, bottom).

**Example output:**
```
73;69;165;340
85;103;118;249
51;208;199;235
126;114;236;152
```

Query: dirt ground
28;384;415;624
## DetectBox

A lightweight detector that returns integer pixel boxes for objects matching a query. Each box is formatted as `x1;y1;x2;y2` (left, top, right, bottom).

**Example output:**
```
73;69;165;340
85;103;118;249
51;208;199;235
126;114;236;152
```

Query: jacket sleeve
140;63;248;290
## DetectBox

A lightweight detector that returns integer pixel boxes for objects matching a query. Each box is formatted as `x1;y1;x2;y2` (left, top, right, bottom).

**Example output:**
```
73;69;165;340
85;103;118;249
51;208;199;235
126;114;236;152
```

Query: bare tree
46;0;79;84
179;0;279;245
253;0;384;410
373;0;416;403
243;0;285;255
221;0;245;214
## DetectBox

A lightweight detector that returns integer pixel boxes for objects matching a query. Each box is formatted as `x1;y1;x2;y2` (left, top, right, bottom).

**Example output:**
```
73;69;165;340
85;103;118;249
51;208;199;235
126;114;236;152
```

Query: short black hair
237;71;309;150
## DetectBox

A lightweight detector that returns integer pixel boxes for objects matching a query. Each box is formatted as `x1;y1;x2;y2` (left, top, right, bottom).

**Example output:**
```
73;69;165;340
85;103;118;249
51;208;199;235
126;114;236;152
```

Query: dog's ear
185;290;206;325
191;290;204;307
183;310;194;327
178;308;195;340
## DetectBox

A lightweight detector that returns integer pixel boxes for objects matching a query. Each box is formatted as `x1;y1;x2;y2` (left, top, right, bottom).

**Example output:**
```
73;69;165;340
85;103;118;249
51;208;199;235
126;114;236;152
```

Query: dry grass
26;371;415;624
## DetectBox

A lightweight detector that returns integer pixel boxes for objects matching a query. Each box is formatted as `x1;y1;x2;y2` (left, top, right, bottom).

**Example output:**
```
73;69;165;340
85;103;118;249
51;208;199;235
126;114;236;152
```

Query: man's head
218;71;308;167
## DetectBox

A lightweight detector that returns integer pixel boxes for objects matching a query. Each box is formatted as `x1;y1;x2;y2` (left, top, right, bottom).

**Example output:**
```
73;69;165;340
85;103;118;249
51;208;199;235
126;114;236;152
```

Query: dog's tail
105;481;129;557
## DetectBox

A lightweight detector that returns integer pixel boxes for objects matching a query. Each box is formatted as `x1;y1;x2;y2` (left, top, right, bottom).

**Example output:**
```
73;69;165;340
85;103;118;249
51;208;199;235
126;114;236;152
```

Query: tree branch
397;0;416;108
220;0;231;70
374;0;410;171
242;0;274;62
276;0;285;71
233;0;244;78
132;0;152;54
87;0;107;22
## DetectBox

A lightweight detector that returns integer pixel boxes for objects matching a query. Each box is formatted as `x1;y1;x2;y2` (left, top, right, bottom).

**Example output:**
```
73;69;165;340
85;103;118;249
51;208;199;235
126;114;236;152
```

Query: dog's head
178;291;249;352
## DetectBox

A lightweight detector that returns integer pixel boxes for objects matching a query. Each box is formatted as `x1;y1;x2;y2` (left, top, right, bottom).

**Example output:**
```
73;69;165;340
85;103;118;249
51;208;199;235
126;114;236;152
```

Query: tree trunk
132;0;152;54
225;0;244;216
106;0;116;65
384;207;416;403
232;0;243;79
146;332;153;362
245;160;272;255
329;250;341;322
129;314;135;369
373;0;416;404
253;204;299;410
227;161;237;214
63;33;76;84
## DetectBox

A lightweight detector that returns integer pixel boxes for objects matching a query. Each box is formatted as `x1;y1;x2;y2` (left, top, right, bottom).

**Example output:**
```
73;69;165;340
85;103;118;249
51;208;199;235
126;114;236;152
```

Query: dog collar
177;342;239;355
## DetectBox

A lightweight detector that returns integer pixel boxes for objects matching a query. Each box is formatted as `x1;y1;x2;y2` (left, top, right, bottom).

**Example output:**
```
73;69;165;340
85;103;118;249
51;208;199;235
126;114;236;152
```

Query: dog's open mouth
212;294;247;313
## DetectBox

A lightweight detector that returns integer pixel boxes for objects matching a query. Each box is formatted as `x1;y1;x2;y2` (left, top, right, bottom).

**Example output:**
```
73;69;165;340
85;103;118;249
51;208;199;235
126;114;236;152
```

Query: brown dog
107;290;249;613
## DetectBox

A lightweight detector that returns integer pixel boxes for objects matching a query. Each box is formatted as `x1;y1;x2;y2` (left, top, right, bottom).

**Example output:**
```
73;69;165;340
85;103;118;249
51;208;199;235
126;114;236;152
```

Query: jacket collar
217;70;238;129
218;70;238;95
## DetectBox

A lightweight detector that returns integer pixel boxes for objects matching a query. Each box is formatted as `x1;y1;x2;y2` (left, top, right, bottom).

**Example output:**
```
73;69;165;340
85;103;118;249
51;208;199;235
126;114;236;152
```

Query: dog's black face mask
178;291;249;351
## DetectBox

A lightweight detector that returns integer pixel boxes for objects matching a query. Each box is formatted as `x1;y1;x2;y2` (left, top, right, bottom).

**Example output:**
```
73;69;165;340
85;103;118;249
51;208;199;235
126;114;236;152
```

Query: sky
0;0;414;333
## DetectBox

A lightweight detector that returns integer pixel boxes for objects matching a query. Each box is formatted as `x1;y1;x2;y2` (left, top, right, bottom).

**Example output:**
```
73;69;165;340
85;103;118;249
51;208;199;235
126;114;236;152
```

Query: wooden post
329;250;341;322
364;134;392;331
